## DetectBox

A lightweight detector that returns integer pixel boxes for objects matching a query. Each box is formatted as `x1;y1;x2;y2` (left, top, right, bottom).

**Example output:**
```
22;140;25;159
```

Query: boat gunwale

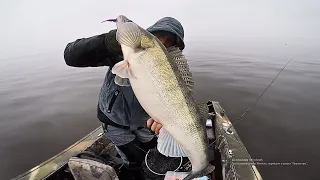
12;126;104;180
212;101;263;180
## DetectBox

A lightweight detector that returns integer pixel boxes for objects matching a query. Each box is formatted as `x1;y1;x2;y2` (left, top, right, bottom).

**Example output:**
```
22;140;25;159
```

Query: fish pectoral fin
116;22;141;48
111;60;135;78
157;128;188;157
114;75;131;86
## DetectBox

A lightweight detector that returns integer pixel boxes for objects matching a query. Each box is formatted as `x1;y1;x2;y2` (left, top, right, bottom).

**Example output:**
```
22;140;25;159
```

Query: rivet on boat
222;123;229;127
226;128;233;135
228;150;234;156
220;109;225;116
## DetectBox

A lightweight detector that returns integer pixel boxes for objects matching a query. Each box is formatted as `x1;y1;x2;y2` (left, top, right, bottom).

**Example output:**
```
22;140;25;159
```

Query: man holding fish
64;15;213;179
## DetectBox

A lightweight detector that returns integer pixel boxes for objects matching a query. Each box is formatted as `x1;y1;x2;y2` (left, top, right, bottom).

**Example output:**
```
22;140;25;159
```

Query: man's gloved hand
146;118;162;134
105;29;122;56
104;16;134;56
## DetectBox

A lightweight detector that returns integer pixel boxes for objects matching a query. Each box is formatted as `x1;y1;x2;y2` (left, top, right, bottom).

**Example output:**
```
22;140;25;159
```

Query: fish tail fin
183;164;215;180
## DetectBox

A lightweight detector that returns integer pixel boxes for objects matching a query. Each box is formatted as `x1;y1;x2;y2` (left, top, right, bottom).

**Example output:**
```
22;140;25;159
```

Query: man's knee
103;124;158;166
103;124;136;146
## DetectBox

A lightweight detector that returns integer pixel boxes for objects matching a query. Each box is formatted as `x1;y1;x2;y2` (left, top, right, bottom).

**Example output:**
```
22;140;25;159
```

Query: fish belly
128;59;171;123
128;51;209;172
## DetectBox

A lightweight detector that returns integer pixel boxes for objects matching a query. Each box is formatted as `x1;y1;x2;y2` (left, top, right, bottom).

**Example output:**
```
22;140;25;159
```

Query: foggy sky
1;0;319;59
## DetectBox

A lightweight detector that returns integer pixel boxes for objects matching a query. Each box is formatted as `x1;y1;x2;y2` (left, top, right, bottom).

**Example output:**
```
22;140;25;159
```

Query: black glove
117;138;146;167
105;29;122;56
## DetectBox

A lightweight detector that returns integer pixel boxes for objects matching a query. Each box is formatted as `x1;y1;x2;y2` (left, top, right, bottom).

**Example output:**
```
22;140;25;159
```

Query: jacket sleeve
63;29;122;67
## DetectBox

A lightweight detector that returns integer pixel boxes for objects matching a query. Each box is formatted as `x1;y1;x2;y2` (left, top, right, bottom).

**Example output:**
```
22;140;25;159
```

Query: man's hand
146;118;162;134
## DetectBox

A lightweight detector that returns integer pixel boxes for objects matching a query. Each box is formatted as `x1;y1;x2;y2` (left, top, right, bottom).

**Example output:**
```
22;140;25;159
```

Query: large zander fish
110;15;214;180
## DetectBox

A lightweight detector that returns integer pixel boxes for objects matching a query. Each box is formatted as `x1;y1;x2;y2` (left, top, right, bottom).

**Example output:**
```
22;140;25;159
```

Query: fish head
103;15;132;28
115;15;132;26
116;22;157;54
106;15;165;53
112;19;165;80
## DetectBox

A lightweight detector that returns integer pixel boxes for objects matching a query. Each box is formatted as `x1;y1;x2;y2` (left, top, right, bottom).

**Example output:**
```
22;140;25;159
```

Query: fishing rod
208;57;292;147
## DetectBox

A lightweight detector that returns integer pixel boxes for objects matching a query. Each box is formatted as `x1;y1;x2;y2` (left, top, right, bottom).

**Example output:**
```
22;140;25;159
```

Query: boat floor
38;132;221;180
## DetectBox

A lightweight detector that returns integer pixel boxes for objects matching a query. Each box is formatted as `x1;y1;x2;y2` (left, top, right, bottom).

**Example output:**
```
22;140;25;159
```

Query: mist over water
0;41;319;179
189;42;319;180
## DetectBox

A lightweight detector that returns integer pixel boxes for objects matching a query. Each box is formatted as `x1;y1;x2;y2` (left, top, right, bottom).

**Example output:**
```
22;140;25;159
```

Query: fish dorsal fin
196;101;210;123
168;47;194;93
111;60;135;78
157;128;188;157
114;75;131;86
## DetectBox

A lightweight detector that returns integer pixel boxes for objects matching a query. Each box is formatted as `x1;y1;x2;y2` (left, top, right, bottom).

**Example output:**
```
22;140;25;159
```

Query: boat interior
12;101;263;180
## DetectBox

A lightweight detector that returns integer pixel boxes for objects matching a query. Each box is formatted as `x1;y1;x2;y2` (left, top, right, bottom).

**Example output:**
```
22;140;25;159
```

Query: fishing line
134;144;147;154
208;58;292;148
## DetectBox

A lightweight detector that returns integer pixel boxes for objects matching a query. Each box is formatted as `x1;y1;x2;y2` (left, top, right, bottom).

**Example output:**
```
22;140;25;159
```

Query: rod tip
101;19;117;23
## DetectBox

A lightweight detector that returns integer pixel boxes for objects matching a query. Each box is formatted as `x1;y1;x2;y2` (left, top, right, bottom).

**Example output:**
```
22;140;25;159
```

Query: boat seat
68;155;119;180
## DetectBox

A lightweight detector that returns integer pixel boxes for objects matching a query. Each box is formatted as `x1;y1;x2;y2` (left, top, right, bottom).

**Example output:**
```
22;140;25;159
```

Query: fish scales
111;15;214;180
139;42;200;128
137;36;209;173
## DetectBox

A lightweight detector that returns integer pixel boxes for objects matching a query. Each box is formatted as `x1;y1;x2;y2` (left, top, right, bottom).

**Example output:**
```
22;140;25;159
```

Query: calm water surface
0;42;319;180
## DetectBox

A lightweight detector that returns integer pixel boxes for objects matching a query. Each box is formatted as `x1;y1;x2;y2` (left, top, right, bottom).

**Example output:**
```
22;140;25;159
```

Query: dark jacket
64;30;150;129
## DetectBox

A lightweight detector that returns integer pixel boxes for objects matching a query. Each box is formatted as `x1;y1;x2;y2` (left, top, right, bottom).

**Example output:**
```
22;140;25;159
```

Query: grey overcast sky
0;0;319;59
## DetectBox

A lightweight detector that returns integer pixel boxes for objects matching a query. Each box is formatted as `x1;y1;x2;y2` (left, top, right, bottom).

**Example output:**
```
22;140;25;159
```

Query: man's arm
64;29;122;67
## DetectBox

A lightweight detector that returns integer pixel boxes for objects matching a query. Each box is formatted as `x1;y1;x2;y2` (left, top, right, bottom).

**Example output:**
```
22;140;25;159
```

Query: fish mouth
101;17;133;23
